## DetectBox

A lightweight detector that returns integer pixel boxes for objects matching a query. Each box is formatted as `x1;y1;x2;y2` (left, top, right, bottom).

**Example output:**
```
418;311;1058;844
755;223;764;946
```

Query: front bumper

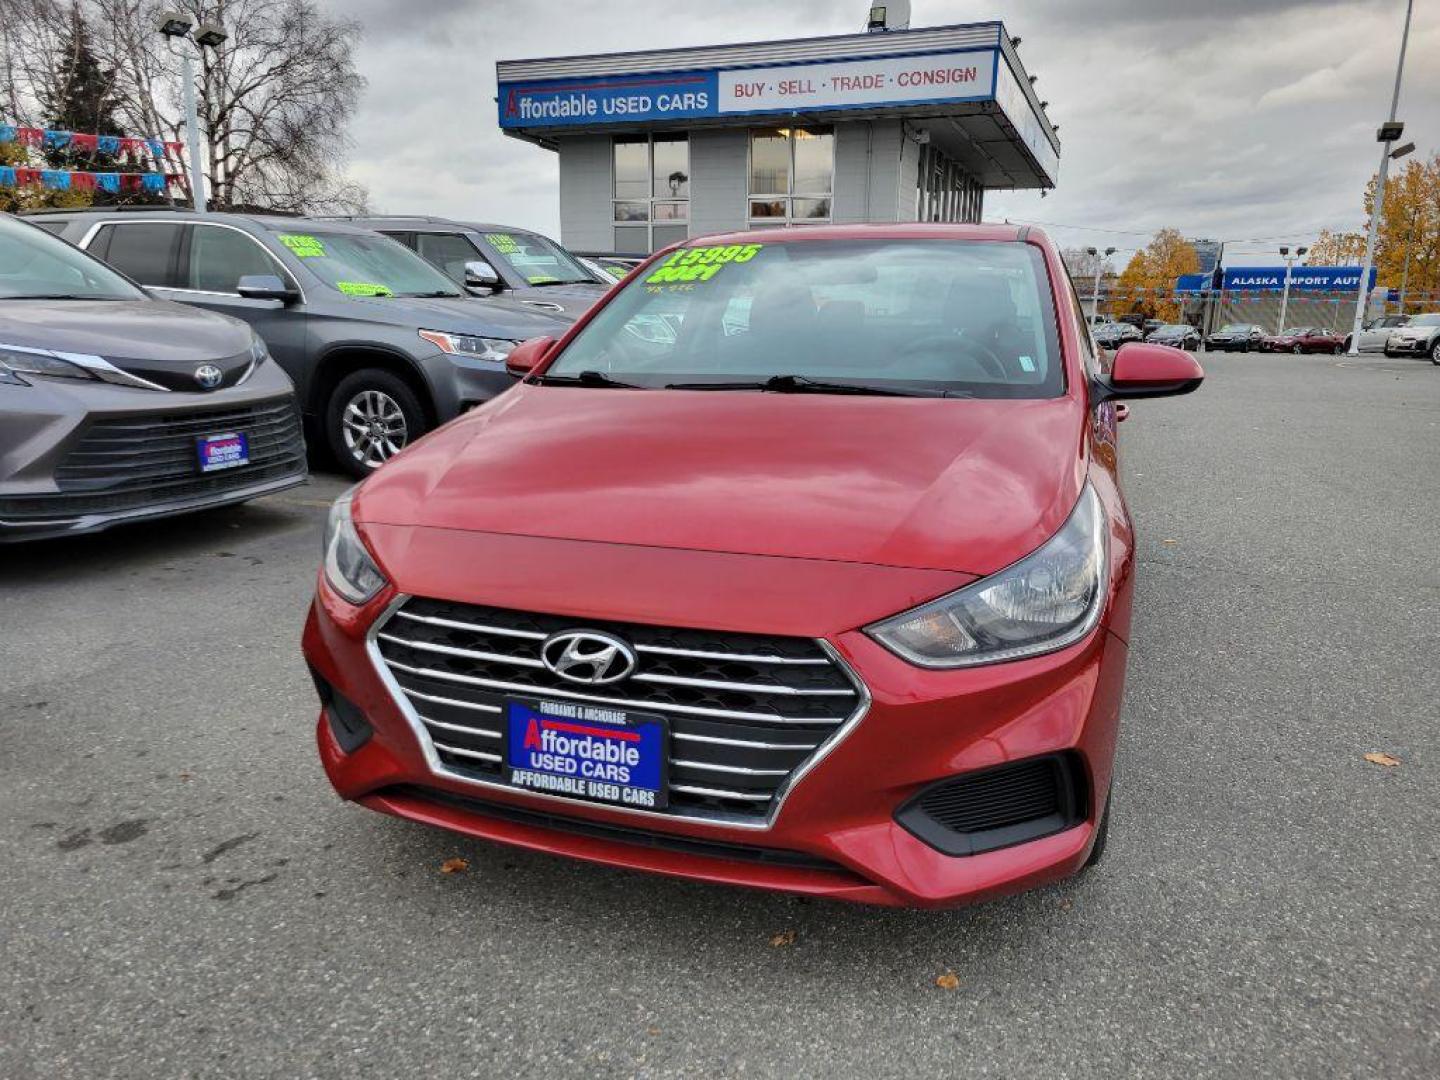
302;525;1133;908
0;360;306;542
1385;337;1433;356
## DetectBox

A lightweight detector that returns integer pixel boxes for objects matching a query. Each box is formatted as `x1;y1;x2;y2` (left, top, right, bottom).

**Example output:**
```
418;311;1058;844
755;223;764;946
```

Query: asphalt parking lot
2;351;1437;1079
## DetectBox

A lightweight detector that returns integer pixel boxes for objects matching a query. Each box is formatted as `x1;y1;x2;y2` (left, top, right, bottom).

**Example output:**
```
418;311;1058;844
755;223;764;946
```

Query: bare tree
6;0;367;212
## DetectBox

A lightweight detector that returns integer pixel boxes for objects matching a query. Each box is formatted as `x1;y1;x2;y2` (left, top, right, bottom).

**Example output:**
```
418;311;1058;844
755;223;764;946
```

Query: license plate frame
502;697;668;811
195;431;250;473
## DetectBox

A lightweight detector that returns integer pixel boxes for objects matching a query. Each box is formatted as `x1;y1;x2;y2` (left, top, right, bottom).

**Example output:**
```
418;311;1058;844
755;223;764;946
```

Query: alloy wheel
341;389;408;469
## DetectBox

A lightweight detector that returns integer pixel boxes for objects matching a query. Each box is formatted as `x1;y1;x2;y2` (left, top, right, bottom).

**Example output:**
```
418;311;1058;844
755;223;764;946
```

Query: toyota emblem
194;364;223;389
540;630;638;685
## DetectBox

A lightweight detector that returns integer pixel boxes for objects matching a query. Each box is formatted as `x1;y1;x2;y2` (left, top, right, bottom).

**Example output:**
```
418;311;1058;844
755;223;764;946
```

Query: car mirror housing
464;260;501;290
237;274;298;304
505;335;557;378
1091;343;1204;403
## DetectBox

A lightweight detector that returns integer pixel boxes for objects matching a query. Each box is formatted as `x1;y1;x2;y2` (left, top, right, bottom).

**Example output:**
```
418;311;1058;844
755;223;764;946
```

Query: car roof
679;222;1031;247
328;215;544;236
17;207;384;236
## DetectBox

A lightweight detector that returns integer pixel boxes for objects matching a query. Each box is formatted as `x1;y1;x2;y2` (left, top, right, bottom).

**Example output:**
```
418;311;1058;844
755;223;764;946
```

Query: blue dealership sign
500;70;719;127
1219;266;1376;292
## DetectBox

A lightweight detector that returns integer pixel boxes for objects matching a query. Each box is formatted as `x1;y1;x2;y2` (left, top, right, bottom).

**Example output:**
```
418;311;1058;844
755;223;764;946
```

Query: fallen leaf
178;771;194;782
768;929;796;947
935;971;960;991
1364;752;1401;768
439;857;469;874
646;1027;661;1037
1161;538;1178;545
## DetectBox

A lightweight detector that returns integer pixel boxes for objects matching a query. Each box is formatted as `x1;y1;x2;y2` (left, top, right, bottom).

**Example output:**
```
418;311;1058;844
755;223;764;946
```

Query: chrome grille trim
366;594;872;831
634;643;830;666
402;687;502;714
377;632;546;669
382;657;842;726
432;740;502;763
671;759;791;777
421;715;502;739
632;671;855;696
395;609;546;640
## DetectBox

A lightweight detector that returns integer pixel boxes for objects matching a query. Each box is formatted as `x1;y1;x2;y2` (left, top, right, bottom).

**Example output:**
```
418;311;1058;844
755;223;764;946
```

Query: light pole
1347;0;1413;354
155;12;227;213
1086;246;1116;322
1277;245;1307;333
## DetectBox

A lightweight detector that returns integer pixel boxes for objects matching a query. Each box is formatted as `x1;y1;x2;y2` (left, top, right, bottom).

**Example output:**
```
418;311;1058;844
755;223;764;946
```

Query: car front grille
371;596;867;824
0;396;306;522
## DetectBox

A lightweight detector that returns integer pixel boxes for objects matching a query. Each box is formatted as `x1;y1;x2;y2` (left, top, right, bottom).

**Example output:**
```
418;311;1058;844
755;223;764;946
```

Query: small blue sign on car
196;431;249;472
504;698;667;809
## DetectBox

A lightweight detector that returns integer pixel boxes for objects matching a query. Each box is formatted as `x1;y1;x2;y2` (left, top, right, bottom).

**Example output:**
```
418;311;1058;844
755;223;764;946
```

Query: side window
94;223;184;288
187;225;289;293
30;220;69;237
414;232;483;283
1066;277;1101;376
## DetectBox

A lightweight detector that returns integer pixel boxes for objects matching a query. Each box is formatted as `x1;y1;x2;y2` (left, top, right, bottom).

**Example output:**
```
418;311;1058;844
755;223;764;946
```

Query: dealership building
495;13;1060;254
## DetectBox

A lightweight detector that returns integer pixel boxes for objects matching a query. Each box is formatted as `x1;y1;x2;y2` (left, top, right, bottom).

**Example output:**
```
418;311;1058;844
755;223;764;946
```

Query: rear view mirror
505;335;556;378
1092;342;1204;403
236;274;298;304
464;260;501;290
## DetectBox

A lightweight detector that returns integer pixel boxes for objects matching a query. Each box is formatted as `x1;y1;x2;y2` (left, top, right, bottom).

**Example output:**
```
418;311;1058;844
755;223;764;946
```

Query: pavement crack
201;832;261;864
212;872;279;901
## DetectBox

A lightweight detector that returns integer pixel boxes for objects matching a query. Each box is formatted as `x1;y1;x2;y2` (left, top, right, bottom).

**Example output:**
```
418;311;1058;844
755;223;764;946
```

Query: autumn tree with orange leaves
1108;229;1200;322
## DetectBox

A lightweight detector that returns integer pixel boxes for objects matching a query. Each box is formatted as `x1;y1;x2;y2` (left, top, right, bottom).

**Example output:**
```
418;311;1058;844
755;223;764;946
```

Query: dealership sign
498;49;997;128
1174;267;1377;293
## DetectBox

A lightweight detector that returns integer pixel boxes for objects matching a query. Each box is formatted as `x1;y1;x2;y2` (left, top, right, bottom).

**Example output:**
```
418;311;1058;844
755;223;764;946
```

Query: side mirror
1092;342;1204;403
505;335;556;378
237;274;298;304
464;260;501;290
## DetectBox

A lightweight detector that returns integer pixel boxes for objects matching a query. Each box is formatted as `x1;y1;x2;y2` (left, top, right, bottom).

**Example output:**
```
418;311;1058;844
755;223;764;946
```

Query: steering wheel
905;333;1008;380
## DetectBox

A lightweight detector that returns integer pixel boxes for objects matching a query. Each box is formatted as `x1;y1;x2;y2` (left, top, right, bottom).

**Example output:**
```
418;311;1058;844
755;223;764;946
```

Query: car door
174;222;310;392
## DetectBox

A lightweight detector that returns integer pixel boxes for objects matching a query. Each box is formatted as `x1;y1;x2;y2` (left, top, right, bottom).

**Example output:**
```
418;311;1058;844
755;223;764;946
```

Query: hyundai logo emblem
540;630;638;685
194;364;223;389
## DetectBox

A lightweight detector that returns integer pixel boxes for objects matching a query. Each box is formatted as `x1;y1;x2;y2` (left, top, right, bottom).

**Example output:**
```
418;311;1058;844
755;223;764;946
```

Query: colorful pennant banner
0;165;177;193
0;123;183;159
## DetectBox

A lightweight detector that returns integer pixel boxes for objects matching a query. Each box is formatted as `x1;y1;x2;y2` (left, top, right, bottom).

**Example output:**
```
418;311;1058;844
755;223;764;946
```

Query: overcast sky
326;0;1437;267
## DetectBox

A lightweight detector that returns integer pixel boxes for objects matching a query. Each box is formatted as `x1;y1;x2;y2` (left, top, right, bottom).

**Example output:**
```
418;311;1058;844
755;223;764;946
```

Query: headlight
867;485;1108;668
322;488;387;605
0;342;100;385
236;335;269;386
418;330;517;362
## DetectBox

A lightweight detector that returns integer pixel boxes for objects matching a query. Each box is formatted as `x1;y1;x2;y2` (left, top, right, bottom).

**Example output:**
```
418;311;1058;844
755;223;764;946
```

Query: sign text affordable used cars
498;49;997;127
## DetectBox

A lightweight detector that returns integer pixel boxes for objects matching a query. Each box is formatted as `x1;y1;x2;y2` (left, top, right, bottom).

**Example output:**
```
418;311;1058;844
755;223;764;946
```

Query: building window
748;126;833;225
613;134;689;254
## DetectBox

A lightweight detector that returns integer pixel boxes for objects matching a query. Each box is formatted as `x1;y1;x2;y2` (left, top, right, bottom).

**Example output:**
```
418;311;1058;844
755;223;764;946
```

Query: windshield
1411;314;1440;326
0;215;143;300
1281;327;1308;335
547;239;1064;399
478;230;596;287
270;229;464;298
1219;324;1250;333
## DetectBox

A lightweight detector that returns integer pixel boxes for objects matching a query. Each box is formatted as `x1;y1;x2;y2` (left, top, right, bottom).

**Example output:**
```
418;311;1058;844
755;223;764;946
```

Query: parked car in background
573;251;645;279
26;209;570;477
302;222;1207;908
1145;323;1202;351
1384;313;1440;362
1205;323;1265;352
1094;321;1144;349
1260;327;1344;354
0;213;305;541
1088;314;1114;326
336;216;610;319
1345;313;1409;353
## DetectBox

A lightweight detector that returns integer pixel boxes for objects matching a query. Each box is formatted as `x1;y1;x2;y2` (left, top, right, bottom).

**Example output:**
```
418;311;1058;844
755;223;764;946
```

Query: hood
507;282;607;319
0;297;251;359
354;385;1087;576
331;293;571;339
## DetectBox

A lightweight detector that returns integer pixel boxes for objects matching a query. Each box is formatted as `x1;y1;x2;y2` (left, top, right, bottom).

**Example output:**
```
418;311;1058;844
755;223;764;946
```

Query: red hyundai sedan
302;224;1203;908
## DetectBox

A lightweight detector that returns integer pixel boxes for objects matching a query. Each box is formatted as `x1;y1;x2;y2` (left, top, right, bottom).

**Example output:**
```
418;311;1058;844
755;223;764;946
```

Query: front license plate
503;698;668;810
196;431;249;473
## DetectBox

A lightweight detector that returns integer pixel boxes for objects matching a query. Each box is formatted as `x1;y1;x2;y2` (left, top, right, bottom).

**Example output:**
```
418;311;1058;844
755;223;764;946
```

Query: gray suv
27;209;571;476
334;216;610;319
0;212;306;542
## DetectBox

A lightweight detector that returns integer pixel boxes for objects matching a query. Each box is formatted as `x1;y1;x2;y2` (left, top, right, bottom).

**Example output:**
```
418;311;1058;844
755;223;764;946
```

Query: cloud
319;0;1440;266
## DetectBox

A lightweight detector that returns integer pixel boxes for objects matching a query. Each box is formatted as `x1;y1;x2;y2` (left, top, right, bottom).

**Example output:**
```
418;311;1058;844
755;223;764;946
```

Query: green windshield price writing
335;281;393;297
644;244;762;286
486;233;520;255
527;274;560;284
278;233;326;258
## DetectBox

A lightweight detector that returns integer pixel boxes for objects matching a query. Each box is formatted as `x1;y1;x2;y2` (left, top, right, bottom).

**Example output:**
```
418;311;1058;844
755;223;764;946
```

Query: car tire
325;369;428;478
1431;340;1440;364
1333;344;1343;355
1084;790;1111;868
1291;344;1303;354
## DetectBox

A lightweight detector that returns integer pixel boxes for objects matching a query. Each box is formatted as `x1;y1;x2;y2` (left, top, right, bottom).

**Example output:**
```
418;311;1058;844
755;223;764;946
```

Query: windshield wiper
0;293;116;300
527;279;591;288
540;369;648;389
394;290;463;299
665;374;952;398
